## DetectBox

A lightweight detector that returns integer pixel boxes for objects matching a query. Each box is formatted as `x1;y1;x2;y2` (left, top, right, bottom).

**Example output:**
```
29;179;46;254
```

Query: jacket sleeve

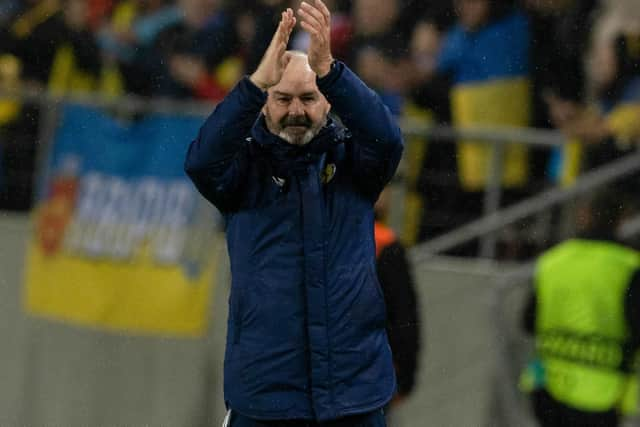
184;76;266;212
316;61;404;199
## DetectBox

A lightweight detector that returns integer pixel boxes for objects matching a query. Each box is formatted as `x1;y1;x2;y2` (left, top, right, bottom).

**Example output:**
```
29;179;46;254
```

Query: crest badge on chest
320;163;337;184
272;176;286;187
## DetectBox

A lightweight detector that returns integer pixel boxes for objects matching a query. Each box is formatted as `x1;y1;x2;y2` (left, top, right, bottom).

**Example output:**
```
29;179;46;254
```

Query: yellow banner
24;213;223;336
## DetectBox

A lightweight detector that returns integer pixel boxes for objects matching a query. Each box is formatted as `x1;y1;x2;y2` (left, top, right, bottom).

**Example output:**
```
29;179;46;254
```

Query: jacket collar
250;114;345;160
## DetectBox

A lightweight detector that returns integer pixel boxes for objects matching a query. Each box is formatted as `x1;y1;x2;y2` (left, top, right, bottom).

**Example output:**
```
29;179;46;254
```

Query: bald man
185;2;404;426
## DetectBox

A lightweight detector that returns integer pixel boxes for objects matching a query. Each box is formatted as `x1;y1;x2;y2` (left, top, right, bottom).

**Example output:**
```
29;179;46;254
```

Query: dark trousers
532;389;619;427
227;409;386;427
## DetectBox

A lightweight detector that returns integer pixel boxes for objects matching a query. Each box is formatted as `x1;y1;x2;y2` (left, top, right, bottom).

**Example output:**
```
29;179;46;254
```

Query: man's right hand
250;8;296;91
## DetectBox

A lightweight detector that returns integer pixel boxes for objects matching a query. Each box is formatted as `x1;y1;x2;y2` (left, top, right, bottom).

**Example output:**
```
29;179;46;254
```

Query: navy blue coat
184;61;403;421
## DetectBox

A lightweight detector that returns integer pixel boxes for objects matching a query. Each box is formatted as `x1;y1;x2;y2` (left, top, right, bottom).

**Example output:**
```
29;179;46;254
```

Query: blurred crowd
0;0;639;257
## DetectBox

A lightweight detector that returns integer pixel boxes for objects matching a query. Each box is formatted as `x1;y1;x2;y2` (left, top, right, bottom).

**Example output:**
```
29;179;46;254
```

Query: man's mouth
282;117;312;129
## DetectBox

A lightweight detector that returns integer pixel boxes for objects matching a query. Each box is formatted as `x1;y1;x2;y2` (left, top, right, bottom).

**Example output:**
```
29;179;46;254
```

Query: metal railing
413;151;640;263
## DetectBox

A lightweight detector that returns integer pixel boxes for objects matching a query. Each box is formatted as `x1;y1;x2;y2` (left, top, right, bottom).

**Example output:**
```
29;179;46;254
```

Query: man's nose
288;98;304;115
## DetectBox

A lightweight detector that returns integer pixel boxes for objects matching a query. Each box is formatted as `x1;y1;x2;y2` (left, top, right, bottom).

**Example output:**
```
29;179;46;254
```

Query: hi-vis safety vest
528;239;640;413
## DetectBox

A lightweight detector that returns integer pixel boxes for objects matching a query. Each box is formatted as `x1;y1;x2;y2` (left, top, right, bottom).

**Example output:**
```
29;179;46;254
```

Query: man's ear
325;102;331;115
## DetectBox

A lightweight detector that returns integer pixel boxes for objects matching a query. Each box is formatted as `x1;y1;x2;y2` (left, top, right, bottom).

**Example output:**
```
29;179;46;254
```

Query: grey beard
278;116;327;146
278;128;315;145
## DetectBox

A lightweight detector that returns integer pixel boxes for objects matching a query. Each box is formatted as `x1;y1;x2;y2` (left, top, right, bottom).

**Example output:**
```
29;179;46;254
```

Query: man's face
263;56;330;146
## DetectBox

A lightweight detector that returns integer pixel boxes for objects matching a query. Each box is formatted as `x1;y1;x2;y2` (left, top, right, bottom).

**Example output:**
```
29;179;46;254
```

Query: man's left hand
298;0;334;78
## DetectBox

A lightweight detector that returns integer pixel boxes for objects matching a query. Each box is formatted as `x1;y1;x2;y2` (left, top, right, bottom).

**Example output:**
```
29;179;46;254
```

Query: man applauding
185;1;404;425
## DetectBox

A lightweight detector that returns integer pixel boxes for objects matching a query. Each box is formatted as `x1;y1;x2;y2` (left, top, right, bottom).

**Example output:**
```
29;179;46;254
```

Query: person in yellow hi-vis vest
520;191;640;426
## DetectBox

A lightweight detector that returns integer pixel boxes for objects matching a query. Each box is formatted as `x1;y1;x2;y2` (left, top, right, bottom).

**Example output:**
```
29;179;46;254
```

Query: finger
298;9;324;34
271;16;287;47
269;40;286;67
289;14;297;32
300;2;327;26
276;18;295;49
280;9;295;40
314;0;331;21
284;9;296;35
300;20;321;39
300;20;324;45
282;8;293;29
279;23;294;49
271;12;286;44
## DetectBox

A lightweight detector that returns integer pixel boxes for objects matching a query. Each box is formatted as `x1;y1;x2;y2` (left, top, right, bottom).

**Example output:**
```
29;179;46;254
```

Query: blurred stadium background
1;0;640;425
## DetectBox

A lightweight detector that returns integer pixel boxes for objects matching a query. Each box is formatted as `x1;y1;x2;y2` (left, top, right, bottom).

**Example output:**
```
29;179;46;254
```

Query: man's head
263;52;331;145
353;0;399;36
454;0;491;31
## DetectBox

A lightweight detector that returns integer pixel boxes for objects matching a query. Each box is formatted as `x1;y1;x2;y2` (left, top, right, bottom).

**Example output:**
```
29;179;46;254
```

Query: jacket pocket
350;264;386;330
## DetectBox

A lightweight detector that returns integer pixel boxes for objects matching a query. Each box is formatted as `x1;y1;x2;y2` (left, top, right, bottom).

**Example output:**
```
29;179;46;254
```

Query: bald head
269;52;317;96
263;51;331;145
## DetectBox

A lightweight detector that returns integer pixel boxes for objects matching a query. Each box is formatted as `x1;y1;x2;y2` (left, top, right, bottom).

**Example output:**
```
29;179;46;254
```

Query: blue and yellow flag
437;11;531;190
24;105;221;337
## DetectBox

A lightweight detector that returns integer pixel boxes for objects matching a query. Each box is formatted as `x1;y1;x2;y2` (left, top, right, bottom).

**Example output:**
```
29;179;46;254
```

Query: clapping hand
250;8;297;90
297;0;334;78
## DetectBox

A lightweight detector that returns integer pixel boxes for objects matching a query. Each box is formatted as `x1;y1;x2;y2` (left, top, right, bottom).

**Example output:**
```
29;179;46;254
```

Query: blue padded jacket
185;61;403;421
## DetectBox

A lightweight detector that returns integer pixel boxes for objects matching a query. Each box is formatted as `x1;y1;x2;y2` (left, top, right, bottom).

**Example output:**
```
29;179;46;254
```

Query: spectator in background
87;0;117;30
346;0;413;115
407;3;454;123
409;0;533;255
97;0;182;92
520;190;640;426
374;188;421;425
543;7;640;202
399;0;455;37
544;1;640;151
2;0;102;92
548;30;640;159
231;0;288;76
436;0;531;195
407;4;459;246
590;31;640;147
522;0;599;189
523;0;598;128
127;0;240;100
0;0;103;210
